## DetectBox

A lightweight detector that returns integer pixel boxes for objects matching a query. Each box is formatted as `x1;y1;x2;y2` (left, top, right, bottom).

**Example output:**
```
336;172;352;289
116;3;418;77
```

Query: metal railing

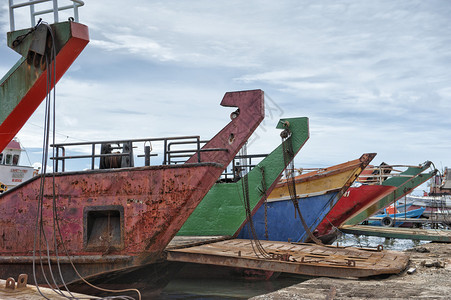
220;154;268;182
9;0;85;31
357;164;430;185
50;136;230;172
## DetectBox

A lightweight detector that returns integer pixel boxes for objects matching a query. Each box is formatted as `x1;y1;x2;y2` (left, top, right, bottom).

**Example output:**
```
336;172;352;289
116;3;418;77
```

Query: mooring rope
238;143;272;259
260;166;269;241
280;126;324;246
31;20;140;300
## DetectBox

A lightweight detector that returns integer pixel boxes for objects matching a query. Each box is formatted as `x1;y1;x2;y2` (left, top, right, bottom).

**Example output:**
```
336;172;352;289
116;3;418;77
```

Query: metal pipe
73;0;79;22
163;139;168;165
10;0;50;9
167;146;226;153
196;136;201;163
33;4;82;17
167;140;209;146
144;146;151;166
54;146;60;171
53;0;59;23
30;2;35;27
358;174;415;179
10;0;84;9
9;0;15;31
62;147;65;172
91;143;95;171
52;153;131;160
234;154;268;159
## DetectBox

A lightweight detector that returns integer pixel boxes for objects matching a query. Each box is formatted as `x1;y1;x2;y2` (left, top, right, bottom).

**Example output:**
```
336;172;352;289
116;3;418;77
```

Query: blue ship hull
237;191;339;243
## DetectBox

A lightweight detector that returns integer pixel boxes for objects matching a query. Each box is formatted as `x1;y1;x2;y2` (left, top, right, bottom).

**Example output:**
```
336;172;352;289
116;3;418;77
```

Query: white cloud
1;0;450;175
90;35;175;61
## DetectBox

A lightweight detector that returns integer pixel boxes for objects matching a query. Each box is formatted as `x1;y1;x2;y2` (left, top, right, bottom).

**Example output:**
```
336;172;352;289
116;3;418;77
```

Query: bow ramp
186;89;264;179
166;238;409;278
177;117;309;236
0;21;89;152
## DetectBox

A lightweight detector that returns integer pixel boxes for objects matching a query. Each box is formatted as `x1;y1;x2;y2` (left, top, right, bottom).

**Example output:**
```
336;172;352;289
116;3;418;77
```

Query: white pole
52;0;58;23
9;0;15;31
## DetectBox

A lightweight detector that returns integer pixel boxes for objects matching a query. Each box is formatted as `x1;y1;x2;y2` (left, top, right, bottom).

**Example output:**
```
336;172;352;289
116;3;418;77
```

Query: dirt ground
250;242;451;299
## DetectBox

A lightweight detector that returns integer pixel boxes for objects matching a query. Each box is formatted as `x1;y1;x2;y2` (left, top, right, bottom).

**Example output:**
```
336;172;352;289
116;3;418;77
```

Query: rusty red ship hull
0;164;223;283
0;89;265;286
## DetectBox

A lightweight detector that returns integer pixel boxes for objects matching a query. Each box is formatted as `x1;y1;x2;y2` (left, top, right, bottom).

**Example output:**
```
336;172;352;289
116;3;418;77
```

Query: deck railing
9;0;84;31
50;136;232;172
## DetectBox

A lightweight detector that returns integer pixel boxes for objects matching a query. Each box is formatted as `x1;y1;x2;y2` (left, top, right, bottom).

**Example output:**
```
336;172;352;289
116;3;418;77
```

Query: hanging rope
238;143;272;259
280;125;324;246
31;20;140;300
259;167;269;241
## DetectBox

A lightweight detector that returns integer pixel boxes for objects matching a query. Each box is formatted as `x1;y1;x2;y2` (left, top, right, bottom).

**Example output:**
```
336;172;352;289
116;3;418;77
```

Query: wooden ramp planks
340;225;451;242
166;238;408;278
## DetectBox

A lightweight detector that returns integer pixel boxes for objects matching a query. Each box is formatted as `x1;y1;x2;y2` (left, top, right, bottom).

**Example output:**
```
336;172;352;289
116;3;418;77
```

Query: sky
1;1;450;189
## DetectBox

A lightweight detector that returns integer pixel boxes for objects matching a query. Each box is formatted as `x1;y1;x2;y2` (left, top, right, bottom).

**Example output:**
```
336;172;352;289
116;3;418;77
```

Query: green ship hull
177;117;309;236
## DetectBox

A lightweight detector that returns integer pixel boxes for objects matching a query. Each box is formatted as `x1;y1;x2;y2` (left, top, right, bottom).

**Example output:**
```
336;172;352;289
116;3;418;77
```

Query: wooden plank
340;225;451;242
166;239;409;278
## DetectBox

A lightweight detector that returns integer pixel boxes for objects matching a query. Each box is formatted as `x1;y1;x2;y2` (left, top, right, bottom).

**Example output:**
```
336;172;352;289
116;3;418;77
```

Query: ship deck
166;237;409;278
340;224;451;242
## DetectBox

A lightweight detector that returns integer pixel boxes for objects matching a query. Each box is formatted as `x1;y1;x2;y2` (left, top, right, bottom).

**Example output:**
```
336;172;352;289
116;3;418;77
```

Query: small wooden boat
367;207;425;227
237;153;375;243
386;200;414;213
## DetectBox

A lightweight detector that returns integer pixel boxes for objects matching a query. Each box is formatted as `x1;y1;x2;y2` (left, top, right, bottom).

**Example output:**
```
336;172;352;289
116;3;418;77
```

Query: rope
31;20;140;300
280;127;324;246
260;167;269;241
323;216;344;239
238;143;272;259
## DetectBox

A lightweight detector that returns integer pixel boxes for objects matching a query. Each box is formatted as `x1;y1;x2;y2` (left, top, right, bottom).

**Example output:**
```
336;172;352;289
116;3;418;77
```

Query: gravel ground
250;242;451;299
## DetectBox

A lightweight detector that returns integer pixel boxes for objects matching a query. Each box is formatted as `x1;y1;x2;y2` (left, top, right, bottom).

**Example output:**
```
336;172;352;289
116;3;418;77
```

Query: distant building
0;139;35;192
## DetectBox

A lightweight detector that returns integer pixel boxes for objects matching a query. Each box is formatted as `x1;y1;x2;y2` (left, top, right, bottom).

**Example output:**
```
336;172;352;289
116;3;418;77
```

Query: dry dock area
250;242;451;299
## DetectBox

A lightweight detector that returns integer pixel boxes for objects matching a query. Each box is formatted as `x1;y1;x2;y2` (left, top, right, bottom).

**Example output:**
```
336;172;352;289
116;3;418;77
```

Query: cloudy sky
1;1;449;183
